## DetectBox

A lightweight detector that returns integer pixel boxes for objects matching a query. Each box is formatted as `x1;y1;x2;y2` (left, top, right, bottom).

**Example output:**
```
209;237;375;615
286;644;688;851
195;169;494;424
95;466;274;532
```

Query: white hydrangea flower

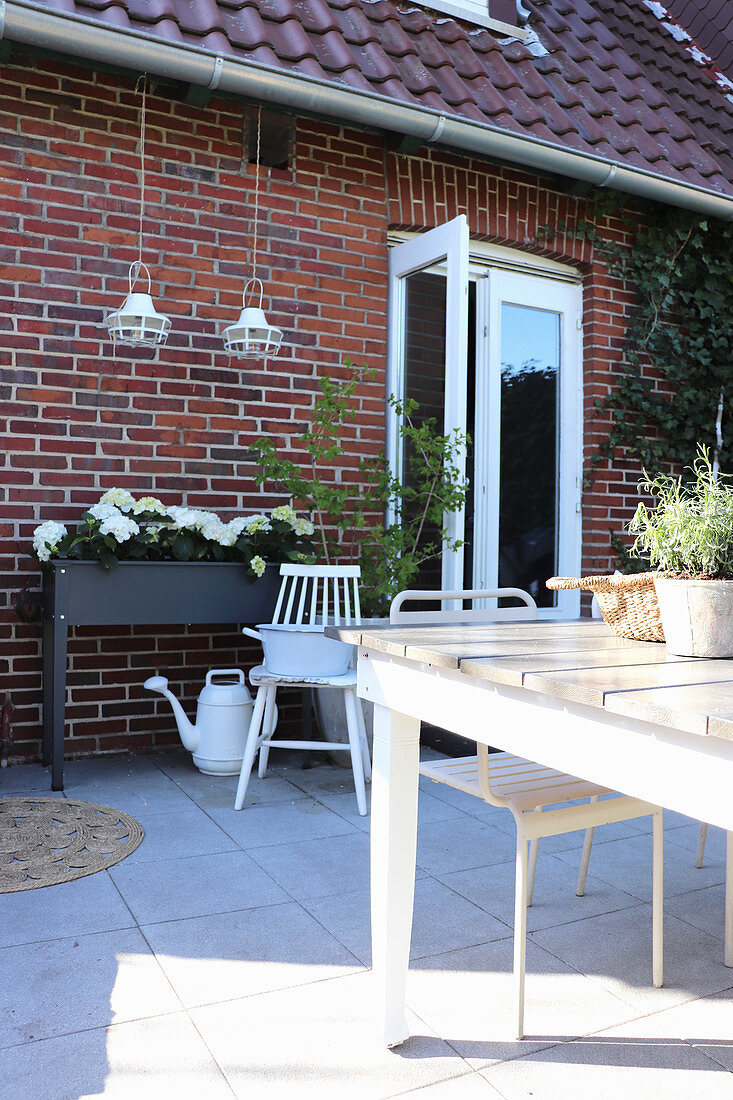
32;520;67;562
271;505;296;523
87;502;122;522
99;514;140;543
225;517;250;539
199;517;227;543
250;555;266;577
293;517;315;537
244;514;272;534
166;506;202;530
98;488;136;512
146;523;164;543
132;496;167;515
217;526;238;547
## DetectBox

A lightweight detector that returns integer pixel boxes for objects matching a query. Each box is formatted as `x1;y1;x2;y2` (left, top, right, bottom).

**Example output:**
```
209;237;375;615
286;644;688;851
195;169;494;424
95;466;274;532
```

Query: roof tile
18;0;733;199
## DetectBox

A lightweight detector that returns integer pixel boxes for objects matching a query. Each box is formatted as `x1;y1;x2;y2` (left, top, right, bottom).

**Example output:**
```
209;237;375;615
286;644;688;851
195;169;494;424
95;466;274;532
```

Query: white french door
388;224;582;617
387;215;469;592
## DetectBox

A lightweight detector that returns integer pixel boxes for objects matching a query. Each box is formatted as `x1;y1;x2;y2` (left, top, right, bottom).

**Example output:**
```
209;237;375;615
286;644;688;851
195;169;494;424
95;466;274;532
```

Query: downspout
4;0;733;221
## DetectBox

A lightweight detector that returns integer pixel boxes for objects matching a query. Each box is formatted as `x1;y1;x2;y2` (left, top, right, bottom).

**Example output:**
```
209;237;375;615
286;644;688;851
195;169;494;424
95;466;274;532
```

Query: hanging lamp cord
135;74;147;268
251;104;262;286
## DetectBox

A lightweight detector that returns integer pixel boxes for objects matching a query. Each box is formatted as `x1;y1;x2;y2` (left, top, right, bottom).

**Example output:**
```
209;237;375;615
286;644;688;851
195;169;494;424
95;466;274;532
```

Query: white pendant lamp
106;75;171;349
106;260;172;347
223;105;283;361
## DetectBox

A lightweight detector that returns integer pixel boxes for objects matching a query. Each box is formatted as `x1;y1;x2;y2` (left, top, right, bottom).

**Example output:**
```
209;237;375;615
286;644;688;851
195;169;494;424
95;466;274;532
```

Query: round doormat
0;797;144;893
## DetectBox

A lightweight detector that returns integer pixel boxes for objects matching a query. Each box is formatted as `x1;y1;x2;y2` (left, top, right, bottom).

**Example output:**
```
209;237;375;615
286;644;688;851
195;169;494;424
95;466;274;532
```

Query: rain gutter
4;0;733;220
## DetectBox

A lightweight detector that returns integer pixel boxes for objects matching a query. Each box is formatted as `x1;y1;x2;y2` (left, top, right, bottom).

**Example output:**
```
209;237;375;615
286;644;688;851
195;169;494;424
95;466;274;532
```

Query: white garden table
329;618;733;1047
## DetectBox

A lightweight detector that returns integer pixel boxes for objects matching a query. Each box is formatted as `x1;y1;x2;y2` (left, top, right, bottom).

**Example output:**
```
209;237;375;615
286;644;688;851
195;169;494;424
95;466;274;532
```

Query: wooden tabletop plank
603;681;733;737
404;633;659;670
329;619;642;662
332;618;733;735
523;660;733;708
460;647;694;687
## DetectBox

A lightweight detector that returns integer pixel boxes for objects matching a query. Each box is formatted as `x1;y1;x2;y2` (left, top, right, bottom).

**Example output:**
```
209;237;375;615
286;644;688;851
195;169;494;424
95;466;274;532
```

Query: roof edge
4;0;733;220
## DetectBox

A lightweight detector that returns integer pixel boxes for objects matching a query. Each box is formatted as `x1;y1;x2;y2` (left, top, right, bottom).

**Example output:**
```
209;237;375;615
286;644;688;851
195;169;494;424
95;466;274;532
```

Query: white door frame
387;228;582;615
476;269;582;616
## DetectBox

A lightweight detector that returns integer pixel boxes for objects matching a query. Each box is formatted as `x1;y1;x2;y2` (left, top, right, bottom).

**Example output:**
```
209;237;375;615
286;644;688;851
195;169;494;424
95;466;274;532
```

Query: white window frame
388;232;582;617
417;0;530;38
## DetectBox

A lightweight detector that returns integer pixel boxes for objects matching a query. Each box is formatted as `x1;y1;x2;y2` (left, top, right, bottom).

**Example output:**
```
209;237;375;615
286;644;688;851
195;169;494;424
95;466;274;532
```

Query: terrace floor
2;748;733;1099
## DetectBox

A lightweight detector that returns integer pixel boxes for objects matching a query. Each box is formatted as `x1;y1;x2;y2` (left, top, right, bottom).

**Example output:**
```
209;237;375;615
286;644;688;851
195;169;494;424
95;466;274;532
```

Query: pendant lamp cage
223;105;283;360
106;75;171;349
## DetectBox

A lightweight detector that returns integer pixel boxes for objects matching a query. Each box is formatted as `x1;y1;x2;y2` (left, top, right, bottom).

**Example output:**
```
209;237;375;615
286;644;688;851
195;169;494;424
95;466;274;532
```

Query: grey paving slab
479;1029;733;1099
387;1073;505;1099
419;775;496;816
530;905;733;1014
273;759;370;798
0;763;52;793
61;754;167;784
122;806;239;864
552;831;725;900
143;900;363;1007
593;987;733;1072
209;797;358;850
416;818;517;876
438;852;644;932
665;884;726;944
192;970;472;1100
303;878;511;967
0;870;135;948
661;821;726;863
0;1011;233;1100
155;751;305;808
246;830;371;901
0;928;180;1048
406;939;637;1069
60;774;197;817
319;786;466;834
109;848;289;924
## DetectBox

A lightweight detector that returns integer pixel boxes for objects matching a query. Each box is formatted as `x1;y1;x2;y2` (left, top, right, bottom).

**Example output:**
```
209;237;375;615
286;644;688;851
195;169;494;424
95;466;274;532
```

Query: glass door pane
498;303;560;606
403;272;447;590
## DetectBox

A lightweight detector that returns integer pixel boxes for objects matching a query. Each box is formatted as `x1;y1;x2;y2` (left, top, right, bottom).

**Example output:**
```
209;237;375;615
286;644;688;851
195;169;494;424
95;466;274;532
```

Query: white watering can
144;669;257;776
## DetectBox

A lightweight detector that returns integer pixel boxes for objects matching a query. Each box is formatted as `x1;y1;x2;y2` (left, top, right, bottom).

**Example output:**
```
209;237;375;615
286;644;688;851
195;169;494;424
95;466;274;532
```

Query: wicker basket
546;572;665;643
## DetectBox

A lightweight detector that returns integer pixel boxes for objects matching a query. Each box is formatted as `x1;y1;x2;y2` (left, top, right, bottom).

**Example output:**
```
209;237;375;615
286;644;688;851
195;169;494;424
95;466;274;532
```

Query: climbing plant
587;200;733;477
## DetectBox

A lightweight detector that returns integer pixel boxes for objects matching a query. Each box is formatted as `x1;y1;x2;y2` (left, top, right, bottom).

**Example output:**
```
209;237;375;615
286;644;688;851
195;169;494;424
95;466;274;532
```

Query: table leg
370;703;420;1048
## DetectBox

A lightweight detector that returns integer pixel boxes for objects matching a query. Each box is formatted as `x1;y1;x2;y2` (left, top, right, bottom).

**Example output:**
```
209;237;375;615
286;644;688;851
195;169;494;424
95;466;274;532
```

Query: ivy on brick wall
588;200;733;477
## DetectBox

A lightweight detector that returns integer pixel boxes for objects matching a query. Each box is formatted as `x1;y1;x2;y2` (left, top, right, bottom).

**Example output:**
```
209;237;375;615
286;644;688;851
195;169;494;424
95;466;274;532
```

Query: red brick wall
2;55;651;765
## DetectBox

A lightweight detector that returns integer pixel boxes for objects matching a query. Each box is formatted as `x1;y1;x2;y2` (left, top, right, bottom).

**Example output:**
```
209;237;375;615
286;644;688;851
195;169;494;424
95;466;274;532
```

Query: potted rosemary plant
629;446;733;657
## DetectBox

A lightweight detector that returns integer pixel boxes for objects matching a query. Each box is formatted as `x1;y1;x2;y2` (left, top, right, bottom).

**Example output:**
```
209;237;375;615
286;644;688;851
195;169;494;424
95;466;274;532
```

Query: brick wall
2;54;655;765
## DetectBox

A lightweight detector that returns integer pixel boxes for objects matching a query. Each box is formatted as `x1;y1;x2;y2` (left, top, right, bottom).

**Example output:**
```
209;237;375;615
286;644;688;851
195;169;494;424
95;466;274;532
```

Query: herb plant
628;446;733;577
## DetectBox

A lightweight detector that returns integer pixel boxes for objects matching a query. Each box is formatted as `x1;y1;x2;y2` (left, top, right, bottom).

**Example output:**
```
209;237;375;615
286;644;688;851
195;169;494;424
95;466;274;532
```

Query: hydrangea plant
629;446;733;577
31;493;315;576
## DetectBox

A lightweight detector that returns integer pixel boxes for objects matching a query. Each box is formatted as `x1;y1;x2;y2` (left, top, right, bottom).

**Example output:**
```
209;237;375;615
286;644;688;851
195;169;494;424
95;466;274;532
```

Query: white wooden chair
390;587;663;1039
235;564;371;815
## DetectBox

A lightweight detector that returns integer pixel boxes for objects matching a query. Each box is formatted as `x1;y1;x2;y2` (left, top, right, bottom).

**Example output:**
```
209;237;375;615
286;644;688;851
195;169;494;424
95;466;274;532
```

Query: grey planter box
42;560;280;790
